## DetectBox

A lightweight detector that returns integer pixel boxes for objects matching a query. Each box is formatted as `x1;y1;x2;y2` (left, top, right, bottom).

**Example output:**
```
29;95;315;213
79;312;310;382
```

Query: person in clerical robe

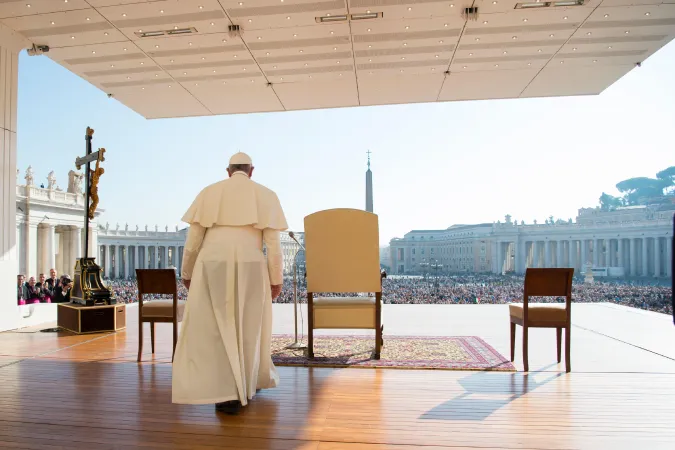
36;273;52;303
44;268;60;303
172;152;287;415
25;277;41;304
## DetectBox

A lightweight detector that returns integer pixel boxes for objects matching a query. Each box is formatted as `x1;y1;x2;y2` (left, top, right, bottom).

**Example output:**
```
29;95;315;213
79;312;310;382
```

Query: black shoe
215;400;242;415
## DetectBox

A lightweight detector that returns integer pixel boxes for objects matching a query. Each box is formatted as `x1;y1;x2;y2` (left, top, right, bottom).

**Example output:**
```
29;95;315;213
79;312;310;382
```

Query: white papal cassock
172;168;287;406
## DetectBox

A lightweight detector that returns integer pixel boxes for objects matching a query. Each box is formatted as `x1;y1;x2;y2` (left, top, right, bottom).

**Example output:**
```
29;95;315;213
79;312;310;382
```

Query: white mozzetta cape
181;173;288;231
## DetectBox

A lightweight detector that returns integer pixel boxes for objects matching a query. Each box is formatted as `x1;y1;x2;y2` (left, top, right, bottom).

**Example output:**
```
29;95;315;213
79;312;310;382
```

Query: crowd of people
99;274;672;316
16;269;73;305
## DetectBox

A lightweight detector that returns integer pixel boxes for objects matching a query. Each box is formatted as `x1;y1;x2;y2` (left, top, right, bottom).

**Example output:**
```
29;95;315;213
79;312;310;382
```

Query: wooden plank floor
1;303;674;449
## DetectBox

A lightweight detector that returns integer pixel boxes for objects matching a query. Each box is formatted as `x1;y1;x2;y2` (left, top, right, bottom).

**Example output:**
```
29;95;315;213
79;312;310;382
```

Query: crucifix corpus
70;127;115;307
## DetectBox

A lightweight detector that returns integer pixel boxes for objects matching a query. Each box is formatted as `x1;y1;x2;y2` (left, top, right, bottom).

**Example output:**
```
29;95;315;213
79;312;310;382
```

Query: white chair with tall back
304;208;384;360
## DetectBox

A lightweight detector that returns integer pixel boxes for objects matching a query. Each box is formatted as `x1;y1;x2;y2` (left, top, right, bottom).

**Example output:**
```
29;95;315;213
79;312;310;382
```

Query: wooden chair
305;209;384;359
510;268;574;373
136;269;186;362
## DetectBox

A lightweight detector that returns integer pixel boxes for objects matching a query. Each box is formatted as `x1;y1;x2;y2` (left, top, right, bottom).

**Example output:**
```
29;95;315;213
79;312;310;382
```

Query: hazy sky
16;41;675;245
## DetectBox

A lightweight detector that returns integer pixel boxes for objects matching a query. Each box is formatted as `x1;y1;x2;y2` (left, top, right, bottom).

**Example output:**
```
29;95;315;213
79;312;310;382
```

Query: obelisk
365;150;373;213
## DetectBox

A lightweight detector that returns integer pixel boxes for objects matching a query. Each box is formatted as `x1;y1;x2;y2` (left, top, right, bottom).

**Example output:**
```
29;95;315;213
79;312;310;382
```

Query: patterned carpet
271;335;515;371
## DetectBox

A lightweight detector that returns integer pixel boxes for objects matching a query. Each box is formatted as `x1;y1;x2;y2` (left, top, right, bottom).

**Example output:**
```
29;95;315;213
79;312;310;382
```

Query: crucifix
69;127;114;306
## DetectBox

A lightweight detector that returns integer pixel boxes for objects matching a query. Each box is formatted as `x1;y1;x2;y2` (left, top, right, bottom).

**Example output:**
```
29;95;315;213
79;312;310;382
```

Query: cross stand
69;127;115;307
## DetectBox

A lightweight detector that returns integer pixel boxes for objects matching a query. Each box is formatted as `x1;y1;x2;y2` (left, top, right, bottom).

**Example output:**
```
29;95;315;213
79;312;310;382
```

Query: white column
0;39;21;331
556;240;564;268
37;225;47;276
666;237;672;277
653;238;660;278
580;239;588;269
605;239;612;267
568;240;574;269
26;223;38;278
125;246;130;279
163;246;169;270
517;240;526;274
594;239;601;267
629;238;637;276
531;242;539;268
544;241;551;268
135;245;140;276
105;245;111;278
617;239;623;271
641;237;649;277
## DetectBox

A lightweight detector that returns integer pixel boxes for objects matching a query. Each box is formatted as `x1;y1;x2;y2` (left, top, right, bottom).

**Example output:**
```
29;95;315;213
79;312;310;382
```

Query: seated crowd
100;273;672;316
19;269;670;316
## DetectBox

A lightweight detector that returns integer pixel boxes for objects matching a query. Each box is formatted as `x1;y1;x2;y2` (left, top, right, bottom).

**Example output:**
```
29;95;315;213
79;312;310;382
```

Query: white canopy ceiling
2;0;674;118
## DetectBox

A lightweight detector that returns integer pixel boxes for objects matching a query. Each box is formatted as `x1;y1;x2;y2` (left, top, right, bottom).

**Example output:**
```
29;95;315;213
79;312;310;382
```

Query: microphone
288;231;305;250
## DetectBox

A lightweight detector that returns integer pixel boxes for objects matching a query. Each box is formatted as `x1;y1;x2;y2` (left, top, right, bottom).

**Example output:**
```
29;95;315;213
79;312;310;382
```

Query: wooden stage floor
1;303;674;449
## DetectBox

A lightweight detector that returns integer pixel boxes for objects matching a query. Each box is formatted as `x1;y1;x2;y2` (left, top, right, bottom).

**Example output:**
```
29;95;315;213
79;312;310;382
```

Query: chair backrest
304;208;381;293
523;268;574;305
136;269;178;299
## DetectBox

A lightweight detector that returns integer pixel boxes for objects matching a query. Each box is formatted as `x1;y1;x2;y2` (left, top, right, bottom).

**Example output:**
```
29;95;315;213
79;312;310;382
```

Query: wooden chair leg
522;325;529;372
556;327;562;363
172;320;178;363
510;322;516;362
150;322;155;354
307;326;314;359
137;320;143;362
374;325;382;360
565;325;571;373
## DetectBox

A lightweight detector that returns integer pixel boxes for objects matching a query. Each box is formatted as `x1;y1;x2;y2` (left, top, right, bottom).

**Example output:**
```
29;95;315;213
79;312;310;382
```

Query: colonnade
496;236;672;277
99;244;183;279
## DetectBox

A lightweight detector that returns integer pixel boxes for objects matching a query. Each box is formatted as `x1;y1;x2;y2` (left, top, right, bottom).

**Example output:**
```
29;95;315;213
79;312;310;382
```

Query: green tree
615;177;669;205
656;166;675;195
599;192;623;211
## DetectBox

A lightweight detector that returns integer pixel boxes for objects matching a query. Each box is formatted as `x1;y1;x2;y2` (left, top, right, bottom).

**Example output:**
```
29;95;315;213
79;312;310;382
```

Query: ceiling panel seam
436;0;474;101
346;0;361;106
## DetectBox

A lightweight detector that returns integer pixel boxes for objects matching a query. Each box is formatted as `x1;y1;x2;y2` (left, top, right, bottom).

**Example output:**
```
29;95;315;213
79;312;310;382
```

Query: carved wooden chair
136;269;186;362
304;209;384;359
509;268;574;372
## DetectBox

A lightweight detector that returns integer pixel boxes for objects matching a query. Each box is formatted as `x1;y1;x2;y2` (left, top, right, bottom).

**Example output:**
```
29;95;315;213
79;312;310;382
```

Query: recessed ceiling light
234;55;237;58
368;59;372;62
155;45;159;48
243;68;246;71
432;68;435;71
195;83;198;86
122;13;126;17
126;76;130;79
110;64;114;68
210;22;214;26
401;57;405;60
563;16;568;20
330;31;334;34
523;18;528;22
645;12;650;16
439;40;444;44
560;61;564;64
463;65;467;68
183;72;187;75
266;52;270;55
408;7;412;10
593;59;597;63
493;0;497;3
142;87;145;90
138;30;142;33
170;59;174;62
257;36;261;39
503;51;507;54
213;70;216;73
587;32;591;35
299;49;303;53
251;79;255;83
573;47;577;51
222;39;227;43
160;10;163;14
625;30;630;34
450;4;454;7
538;49;542;52
549;34;554;37
527;62;531;66
248;19;252;22
199;5;204;9
604;14;609;18
86;17;90;21
367;28;371;32
483;21;488;24
368;45;372;48
104;32;109;36
305;63;308;66
512;36;517;39
495;64;499;67
70;36;75;39
188;42;192;46
280;77;283;81
26;4;30;7
273;66;277;69
50;21;55;25
140;62;144;65
475;38;480;41
333;47;337;50
155;74;158;77
435;55;439;58
175;26;179;30
405;26;409;29
239;2;243;5
400;69;403;72
403;43;407;46
286;16;291;20
201;57;205;60
293;34;297;37
340;73;343;76
444;23;448;27
469;53;473;56
92;51;96;54
123;48;127;51
168;85;171;88
608;46;612;49
336;61;340;64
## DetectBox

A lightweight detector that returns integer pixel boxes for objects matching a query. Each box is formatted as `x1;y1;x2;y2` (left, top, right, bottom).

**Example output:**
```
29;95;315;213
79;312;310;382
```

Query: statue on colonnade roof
47;171;57;190
25;166;34;186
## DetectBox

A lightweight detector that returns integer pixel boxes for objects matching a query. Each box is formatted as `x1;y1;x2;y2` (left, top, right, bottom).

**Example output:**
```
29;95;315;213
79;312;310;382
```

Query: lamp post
430;259;443;293
419;258;429;280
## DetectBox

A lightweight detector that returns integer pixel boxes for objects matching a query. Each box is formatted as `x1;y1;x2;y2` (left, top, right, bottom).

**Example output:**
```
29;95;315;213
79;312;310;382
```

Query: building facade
15;169;305;280
389;206;674;278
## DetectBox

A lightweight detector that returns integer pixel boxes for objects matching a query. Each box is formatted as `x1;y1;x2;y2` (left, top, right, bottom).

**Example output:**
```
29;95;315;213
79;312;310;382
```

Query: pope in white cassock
172;152;287;414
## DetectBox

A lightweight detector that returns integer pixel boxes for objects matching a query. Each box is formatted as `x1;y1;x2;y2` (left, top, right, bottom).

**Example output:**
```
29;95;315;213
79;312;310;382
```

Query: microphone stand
286;243;306;350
